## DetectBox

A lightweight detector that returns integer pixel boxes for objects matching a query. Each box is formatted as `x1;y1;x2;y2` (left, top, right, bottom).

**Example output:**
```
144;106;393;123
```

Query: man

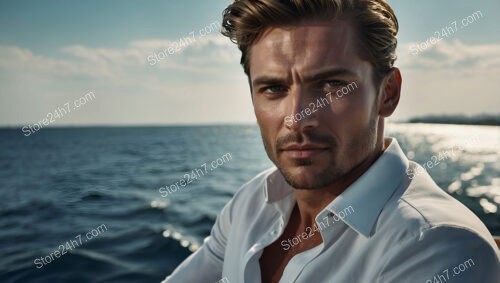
163;0;499;282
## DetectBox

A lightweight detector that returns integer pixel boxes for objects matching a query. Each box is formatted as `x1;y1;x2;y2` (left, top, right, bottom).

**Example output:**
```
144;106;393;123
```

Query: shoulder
380;161;495;244
376;161;499;272
376;162;499;281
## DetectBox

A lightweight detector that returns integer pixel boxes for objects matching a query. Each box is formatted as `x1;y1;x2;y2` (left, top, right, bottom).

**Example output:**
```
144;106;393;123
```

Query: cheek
349;103;372;126
322;89;374;133
254;105;275;138
254;99;286;128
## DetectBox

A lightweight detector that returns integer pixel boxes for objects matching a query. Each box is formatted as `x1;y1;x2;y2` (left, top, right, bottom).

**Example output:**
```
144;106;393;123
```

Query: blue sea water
0;124;499;282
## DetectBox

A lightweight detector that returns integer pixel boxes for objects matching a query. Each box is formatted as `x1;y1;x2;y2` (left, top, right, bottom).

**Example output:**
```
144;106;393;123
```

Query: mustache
276;132;337;150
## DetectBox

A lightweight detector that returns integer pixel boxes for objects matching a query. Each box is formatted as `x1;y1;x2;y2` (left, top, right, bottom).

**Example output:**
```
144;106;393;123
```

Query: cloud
0;37;498;126
0;35;252;126
0;34;240;80
398;39;500;72
393;40;500;120
0;45;109;79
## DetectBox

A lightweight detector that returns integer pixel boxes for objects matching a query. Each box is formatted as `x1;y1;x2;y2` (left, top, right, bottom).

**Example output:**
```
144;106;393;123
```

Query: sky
0;0;499;127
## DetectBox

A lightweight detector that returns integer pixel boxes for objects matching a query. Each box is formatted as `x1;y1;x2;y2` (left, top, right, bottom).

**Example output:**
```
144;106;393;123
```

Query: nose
285;88;319;132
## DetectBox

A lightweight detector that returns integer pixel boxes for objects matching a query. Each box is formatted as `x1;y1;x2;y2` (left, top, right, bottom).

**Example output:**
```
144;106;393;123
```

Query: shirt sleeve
378;226;500;283
161;198;233;283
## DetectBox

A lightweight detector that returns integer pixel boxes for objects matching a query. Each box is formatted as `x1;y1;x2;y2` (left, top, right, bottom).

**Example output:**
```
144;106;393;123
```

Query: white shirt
163;138;500;283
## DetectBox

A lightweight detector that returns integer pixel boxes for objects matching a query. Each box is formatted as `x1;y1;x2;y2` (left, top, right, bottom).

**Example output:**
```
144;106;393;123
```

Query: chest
259;225;324;283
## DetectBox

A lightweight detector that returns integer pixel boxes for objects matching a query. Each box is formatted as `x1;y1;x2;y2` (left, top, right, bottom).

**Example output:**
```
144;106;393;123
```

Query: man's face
249;20;382;190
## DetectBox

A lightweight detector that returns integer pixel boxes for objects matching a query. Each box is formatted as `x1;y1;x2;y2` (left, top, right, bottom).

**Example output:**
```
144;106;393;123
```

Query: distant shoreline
404;114;500;126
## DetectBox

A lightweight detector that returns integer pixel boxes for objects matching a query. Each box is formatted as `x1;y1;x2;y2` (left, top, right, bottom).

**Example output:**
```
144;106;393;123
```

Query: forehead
249;20;367;79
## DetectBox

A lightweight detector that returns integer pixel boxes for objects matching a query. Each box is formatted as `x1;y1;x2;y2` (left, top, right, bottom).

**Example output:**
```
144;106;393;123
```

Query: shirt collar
263;137;409;238
264;168;293;203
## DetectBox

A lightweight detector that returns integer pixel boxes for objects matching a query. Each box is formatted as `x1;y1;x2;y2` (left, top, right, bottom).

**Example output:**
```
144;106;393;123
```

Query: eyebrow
252;76;287;88
305;68;357;82
252;67;357;87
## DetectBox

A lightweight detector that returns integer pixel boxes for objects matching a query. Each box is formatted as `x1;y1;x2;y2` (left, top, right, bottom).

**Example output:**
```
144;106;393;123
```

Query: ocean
0;123;499;282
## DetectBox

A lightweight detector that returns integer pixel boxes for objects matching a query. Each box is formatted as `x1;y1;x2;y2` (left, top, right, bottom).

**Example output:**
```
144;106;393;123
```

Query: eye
323;80;346;89
261;85;288;95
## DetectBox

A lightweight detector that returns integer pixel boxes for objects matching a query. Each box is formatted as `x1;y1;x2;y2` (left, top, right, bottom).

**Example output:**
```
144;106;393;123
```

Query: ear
378;67;402;117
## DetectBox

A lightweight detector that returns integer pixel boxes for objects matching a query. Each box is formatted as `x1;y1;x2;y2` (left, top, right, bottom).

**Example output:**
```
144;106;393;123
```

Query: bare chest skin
259;205;324;283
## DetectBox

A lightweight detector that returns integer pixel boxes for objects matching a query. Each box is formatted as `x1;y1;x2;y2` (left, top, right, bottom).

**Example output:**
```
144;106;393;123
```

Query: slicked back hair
221;0;399;86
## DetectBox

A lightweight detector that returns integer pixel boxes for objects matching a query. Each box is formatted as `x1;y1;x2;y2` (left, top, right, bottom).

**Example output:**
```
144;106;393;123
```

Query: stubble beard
261;118;377;190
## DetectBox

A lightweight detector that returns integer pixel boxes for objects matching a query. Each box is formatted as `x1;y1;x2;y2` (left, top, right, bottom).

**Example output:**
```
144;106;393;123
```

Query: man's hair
221;0;399;86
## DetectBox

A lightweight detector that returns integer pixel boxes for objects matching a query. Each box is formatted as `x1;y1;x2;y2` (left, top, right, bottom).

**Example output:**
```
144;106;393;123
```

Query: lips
280;143;329;158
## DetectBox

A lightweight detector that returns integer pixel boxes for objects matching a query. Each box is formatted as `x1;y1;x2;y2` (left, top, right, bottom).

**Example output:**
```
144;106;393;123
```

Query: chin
278;162;332;190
